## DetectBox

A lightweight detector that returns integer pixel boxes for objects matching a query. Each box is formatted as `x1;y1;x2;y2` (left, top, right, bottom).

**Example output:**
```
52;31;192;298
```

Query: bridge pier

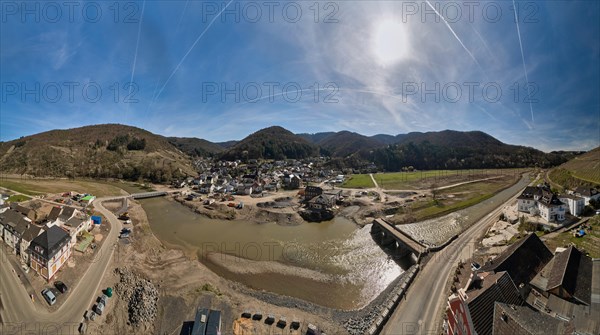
370;219;426;264
381;232;396;247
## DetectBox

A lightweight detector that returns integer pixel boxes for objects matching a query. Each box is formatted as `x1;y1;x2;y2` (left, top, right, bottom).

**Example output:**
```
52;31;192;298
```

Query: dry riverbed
92;198;352;335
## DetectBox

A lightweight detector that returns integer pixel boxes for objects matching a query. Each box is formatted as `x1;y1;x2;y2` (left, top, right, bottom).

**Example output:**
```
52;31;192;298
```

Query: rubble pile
115;267;159;326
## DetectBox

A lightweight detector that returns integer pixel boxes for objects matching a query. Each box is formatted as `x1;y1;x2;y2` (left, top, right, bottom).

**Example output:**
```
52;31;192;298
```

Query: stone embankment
344;264;420;335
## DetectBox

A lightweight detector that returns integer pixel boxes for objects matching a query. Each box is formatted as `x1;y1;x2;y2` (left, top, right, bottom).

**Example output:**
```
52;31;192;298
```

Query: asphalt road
0;196;124;332
382;180;527;335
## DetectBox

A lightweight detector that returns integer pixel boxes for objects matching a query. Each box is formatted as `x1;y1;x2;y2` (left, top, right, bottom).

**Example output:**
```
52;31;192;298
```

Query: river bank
94;197;352;334
92;174;530;334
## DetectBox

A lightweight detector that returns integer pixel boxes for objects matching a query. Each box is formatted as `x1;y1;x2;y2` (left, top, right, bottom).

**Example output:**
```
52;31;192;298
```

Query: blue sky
1;0;599;151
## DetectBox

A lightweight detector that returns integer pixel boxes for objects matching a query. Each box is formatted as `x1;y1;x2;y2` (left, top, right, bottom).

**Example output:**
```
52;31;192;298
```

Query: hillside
216;140;239;149
395;130;504;148
366;130;571;171
0;124;196;182
549;147;600;188
220;126;318;160
167;137;224;157
370;134;407;145
297;132;337;144
318;131;384;157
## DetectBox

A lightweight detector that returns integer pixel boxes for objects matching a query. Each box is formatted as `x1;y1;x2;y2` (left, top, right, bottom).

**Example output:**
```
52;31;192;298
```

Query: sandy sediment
205;252;332;282
173;195;306;226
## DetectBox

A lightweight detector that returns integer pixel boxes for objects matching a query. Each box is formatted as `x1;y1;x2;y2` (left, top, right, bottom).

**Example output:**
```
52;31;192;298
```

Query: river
140;173;530;310
140;198;404;310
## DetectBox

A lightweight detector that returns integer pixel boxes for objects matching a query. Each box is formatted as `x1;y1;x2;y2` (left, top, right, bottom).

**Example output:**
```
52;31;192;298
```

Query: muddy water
141;173;530;310
140;198;403;310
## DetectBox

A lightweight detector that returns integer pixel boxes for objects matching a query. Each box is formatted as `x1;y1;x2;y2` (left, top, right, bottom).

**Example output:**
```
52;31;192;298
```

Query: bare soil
91;199;348;335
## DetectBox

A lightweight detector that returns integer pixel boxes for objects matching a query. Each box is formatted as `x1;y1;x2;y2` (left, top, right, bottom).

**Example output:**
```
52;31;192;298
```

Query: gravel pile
115;267;159;326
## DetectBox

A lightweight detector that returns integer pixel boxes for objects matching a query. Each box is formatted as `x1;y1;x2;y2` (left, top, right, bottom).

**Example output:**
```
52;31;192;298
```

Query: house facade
304;186;323;202
308;194;336;211
537;190;566;222
20;224;43;265
517;186;566;223
0;209;32;255
558;194;585;217
29;225;73;281
63;217;92;243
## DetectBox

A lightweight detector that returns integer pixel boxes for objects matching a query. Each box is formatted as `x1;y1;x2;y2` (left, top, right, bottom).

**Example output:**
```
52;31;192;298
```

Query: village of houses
175;158;351;222
0;158;352;306
1;161;600;334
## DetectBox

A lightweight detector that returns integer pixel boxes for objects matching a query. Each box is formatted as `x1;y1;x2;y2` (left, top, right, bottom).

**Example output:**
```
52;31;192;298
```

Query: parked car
78;322;87;334
471;262;481;271
41;289;56;306
121;228;131;234
98;294;108;305
54;281;68;294
94;301;105;315
119;232;130;238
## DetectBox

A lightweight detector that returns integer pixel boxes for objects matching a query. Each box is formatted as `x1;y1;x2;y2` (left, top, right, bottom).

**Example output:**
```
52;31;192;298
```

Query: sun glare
372;19;409;66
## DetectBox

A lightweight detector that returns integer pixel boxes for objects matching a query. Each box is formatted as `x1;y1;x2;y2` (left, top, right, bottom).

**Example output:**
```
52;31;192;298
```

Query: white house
517;186;542;214
63;217;92;243
517;186;566;223
559;194;585;217
573;187;600;206
537;190;566;222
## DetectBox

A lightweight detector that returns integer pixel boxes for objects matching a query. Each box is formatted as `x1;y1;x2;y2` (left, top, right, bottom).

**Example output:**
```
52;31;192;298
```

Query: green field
341;174;374;188
385;174;518;224
7;194;31;202
410;175;516;220
0;178;127;197
343;169;525;190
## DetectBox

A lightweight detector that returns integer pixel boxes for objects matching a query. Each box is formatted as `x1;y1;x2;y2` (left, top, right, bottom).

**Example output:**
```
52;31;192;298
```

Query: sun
372;19;410;66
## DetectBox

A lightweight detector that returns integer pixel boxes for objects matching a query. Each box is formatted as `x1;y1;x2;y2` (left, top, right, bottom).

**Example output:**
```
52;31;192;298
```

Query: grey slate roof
28;225;70;260
546;246;592;305
574;186;599;197
58;207;75;221
480;233;553;286
9;203;35;220
47;207;62;221
492;303;571;335
517;186;542;200
0;209;30;236
538;189;564;207
21;224;43;242
65;217;84;228
466;271;523;335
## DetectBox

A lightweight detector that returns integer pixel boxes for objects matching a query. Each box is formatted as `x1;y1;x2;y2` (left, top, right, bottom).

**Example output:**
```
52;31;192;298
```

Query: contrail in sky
153;0;234;103
424;0;481;68
175;0;190;32
129;0;145;93
512;0;535;126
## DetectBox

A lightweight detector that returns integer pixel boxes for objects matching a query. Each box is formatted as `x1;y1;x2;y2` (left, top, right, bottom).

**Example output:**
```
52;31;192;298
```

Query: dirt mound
115;267;159;327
